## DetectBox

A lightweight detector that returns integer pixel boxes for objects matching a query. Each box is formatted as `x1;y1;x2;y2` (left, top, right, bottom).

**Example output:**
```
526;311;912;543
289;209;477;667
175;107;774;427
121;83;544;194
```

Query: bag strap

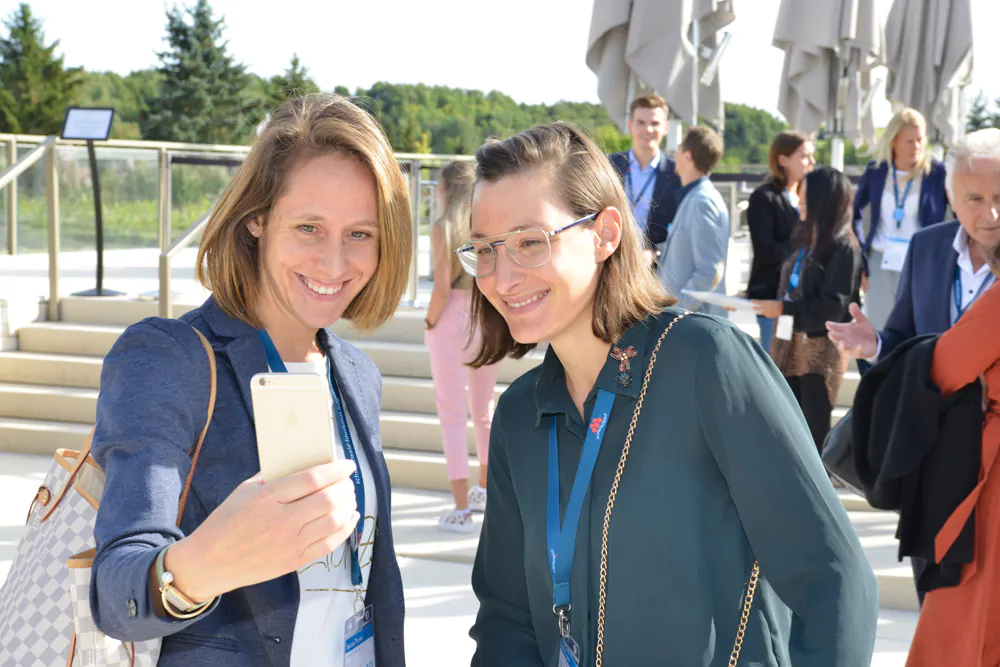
41;326;217;526
592;313;761;667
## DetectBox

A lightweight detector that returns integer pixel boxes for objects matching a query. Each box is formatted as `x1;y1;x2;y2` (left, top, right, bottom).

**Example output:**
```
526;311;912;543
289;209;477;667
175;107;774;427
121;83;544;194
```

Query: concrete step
15;322;545;386
382;376;506;415
0;417;92;455
56;298;431;345
0;352;103;388
0;383;98;423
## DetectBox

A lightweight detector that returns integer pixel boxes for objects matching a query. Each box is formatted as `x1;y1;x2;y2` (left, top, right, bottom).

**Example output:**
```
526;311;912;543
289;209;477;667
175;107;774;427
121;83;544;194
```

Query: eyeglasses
454;213;598;278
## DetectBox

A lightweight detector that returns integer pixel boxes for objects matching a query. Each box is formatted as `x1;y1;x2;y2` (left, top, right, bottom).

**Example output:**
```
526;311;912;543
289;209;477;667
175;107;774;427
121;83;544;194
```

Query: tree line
9;0;992;167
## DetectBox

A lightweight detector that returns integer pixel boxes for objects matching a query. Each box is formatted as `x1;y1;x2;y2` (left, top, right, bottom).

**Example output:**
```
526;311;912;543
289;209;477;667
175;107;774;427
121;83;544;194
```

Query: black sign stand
60;106;123;297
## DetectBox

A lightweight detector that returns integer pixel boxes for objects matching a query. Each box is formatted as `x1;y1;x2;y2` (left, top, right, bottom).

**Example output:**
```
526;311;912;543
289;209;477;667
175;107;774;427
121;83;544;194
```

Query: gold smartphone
250;372;336;483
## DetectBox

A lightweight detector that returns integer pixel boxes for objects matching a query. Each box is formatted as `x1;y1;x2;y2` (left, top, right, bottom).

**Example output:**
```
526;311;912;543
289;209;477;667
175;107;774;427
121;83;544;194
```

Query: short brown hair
196;93;412;332
629;94;668;118
680;126;724;174
768;131;810;187
469;122;676;367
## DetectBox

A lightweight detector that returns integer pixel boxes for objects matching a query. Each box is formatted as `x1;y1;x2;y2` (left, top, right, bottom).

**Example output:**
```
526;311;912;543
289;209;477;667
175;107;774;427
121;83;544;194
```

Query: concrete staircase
0;295;920;612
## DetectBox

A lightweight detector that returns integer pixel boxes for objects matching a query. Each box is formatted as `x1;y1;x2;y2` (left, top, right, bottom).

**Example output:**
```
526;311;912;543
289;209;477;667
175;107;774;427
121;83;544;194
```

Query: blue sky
3;0;998;127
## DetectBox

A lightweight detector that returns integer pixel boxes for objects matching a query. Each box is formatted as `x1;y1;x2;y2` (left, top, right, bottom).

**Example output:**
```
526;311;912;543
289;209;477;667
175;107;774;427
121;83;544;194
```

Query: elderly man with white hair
826;127;1000;603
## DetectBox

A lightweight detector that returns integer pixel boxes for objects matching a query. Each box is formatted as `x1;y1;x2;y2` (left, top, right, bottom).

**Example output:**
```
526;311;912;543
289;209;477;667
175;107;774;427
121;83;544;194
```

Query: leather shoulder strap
175;327;217;526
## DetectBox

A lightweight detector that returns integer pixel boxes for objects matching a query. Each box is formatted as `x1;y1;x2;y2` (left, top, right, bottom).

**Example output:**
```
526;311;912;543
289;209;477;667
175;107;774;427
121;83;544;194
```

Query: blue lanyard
257;329;366;588
789;248;810;290
953;266;996;324
892;165;914;229
547;389;616;631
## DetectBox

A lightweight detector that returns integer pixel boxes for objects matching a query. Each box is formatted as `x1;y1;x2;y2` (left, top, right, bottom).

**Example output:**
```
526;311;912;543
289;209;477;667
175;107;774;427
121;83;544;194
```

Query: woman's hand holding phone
164;460;360;604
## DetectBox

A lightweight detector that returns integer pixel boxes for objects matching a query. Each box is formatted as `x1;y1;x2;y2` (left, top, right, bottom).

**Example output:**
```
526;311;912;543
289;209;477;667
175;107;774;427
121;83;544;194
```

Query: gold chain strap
593;312;760;667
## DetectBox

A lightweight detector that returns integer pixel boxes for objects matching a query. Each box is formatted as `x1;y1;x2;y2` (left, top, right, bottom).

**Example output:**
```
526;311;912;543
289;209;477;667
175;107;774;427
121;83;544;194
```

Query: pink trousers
424;290;500;481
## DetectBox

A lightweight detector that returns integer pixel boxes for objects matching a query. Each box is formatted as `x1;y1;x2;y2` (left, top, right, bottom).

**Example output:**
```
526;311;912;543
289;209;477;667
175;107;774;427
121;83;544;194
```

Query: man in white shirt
827;128;1000;364
826;127;1000;606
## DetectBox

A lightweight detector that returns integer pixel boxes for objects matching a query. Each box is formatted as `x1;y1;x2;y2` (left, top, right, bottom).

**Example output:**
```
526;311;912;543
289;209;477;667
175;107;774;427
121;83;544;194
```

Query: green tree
269;54;319;103
140;0;251;144
991;96;1000;131
966;92;992;132
0;3;81;134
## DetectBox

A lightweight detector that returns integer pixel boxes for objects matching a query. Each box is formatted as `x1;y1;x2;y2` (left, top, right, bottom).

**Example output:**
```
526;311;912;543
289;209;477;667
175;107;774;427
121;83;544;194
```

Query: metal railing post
45;141;60;321
158;149;172;252
159;253;172;319
406;159;422;306
728;182;739;236
5;139;15;254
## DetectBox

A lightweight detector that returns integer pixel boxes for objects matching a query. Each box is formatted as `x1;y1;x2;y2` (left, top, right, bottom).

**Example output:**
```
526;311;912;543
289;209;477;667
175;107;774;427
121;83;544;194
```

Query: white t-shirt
278;357;379;667
873;169;922;252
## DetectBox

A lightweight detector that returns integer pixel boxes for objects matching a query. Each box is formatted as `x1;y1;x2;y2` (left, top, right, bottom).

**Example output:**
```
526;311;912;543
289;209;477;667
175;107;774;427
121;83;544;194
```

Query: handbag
0;327;217;666
593;313;760;667
821;409;866;497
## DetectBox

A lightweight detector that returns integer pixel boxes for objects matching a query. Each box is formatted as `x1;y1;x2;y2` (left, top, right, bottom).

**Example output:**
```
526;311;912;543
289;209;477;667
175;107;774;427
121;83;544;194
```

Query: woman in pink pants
424;161;501;533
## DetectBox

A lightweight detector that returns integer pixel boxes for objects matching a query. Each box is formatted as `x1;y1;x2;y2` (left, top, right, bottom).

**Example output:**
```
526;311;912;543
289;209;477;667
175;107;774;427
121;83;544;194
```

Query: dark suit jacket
609;150;683;246
852;159;948;258
851;335;982;593
746;182;801;299
876;220;961;361
90;296;405;667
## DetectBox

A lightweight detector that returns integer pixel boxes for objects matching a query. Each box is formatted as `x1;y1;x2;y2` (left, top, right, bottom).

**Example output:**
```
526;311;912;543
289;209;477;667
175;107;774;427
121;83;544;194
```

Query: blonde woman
88;94;410;666
425;161;501;532
853;107;948;328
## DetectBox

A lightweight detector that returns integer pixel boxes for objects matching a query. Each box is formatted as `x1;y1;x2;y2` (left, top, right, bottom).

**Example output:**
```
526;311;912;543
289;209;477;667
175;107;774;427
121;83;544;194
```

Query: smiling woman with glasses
466;122;878;667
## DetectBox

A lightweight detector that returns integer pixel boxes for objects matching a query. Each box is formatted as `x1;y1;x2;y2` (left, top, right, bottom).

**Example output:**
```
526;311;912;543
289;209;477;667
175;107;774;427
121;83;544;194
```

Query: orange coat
908;279;1000;666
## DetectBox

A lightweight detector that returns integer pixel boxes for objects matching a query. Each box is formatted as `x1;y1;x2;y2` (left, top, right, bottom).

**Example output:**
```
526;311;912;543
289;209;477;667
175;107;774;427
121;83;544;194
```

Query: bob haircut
196;93;412;332
469;122;676;367
872;107;931;177
767;131;810;188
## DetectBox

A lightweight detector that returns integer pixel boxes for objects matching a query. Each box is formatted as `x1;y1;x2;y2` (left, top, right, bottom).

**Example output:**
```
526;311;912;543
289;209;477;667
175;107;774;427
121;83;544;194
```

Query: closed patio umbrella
773;0;884;149
884;0;973;147
586;0;735;129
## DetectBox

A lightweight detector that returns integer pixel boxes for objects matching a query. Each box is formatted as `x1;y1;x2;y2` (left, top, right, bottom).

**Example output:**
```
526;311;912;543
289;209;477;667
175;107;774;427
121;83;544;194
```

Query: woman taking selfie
89;94;409;666
752;167;863;454
424;160;500;532
465;123;878;666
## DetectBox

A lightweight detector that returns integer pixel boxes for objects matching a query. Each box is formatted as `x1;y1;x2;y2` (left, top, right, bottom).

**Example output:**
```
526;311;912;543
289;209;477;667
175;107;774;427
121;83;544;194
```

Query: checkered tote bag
0;328;217;666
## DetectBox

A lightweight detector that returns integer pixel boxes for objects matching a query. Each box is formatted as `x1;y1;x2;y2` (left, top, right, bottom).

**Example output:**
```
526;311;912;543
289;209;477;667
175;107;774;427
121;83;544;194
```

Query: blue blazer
89;296;405;667
878;219;961;358
608;151;683;246
655;177;730;317
852;159;948;258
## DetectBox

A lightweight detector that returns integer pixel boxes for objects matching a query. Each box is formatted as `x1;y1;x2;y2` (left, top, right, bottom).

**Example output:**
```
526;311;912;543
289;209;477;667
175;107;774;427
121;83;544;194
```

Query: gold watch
155;546;212;619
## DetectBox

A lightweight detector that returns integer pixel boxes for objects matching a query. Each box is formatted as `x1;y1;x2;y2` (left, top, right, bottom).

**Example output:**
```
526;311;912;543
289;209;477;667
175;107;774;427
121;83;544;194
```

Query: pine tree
140;0;251;144
966;92;992;132
992;97;1000;131
0;3;81;134
269;54;320;105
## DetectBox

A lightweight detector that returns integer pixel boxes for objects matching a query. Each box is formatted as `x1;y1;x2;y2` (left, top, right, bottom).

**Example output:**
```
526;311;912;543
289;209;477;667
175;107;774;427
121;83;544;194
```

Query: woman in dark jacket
745;131;815;352
464;123;877;666
753;167;863;453
87;95;410;667
853;107;948;329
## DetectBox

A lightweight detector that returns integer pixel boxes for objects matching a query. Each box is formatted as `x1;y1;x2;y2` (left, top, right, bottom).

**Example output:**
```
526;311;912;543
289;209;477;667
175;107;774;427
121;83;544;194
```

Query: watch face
165;588;196;613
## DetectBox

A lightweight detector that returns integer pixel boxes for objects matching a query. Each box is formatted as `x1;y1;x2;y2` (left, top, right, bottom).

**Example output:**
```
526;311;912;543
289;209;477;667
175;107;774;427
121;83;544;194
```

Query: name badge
775;315;794;341
881;237;909;273
558;636;581;667
344;605;376;667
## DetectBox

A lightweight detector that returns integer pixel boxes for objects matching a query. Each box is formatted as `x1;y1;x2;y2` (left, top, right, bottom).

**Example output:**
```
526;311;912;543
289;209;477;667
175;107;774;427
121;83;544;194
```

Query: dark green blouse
469;309;878;666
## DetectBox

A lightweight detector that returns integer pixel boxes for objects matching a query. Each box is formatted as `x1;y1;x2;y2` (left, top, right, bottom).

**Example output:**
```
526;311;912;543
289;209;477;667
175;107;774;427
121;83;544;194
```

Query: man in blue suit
608;94;683;265
827;129;1000;364
827;128;1000;605
656;125;730;316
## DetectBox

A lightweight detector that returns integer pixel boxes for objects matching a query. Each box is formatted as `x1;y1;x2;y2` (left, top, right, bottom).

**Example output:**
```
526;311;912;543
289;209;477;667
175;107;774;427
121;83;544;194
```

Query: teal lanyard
892;165;914;229
257;329;365;587
953;267;996;324
547;390;616;641
789;248;810;290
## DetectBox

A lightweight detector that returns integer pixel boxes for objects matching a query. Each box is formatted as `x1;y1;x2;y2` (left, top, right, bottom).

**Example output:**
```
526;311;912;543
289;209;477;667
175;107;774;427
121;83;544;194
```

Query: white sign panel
60;108;115;141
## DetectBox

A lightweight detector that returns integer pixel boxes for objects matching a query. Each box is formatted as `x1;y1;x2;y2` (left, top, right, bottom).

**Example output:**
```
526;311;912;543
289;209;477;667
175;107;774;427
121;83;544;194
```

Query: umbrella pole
691;18;700;126
831;137;845;171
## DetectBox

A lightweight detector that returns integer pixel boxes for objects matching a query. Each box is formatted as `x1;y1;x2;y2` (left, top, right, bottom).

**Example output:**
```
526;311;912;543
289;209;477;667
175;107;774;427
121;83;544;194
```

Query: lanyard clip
354;587;364;614
553;605;572;639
